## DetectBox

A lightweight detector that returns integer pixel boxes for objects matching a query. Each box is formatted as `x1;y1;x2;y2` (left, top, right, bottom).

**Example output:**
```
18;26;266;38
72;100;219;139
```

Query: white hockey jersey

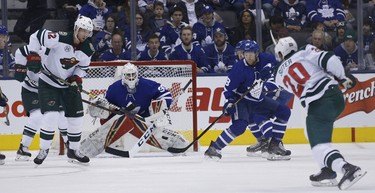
15;45;49;93
28;30;95;88
275;44;347;107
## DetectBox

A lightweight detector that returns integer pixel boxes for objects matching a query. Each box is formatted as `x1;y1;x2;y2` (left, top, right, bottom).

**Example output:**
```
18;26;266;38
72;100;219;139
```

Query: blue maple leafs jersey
105;78;172;118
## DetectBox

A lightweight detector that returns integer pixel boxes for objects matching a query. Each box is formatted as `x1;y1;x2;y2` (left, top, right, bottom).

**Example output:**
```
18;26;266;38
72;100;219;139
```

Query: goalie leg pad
152;127;189;151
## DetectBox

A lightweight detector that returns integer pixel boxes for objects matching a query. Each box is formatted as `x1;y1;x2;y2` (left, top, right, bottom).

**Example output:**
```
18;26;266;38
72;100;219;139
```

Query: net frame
59;60;198;154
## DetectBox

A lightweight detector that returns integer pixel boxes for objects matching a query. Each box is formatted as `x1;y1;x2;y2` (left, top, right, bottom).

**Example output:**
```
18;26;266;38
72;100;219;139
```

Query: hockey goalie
80;63;190;157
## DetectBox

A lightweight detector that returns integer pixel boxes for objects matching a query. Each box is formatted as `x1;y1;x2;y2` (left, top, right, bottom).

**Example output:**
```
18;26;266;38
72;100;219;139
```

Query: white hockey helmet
121;62;139;90
274;36;298;62
74;16;94;37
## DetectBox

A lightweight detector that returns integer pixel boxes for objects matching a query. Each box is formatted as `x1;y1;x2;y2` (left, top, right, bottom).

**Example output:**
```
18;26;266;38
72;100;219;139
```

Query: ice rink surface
0;143;374;193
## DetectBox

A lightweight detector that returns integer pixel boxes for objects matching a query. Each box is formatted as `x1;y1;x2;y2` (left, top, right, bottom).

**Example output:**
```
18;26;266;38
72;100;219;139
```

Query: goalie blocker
80;98;189;157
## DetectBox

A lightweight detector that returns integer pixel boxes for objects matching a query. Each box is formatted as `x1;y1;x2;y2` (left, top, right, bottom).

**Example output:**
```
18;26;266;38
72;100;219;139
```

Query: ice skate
33;149;49;166
0;153;5;165
310;167;338;187
338;163;367;190
67;148;90;166
246;138;269;157
266;140;291;161
15;144;32;161
204;141;222;161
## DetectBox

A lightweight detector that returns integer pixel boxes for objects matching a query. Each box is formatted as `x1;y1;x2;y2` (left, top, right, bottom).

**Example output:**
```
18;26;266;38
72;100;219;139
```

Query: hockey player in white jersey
14;45;69;161
274;36;366;190
25;16;95;165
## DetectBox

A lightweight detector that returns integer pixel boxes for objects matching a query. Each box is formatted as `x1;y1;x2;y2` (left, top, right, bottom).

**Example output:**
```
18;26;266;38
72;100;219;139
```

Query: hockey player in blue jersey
0;87;7;164
83;62;189;157
204;26;235;73
204;40;291;160
169;26;210;73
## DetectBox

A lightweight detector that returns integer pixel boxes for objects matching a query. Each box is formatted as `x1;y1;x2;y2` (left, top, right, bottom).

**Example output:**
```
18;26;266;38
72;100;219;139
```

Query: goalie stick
105;79;193;158
167;81;260;154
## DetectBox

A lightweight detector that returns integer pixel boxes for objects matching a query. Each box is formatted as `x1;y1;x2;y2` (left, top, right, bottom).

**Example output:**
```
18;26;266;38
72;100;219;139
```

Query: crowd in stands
2;0;375;77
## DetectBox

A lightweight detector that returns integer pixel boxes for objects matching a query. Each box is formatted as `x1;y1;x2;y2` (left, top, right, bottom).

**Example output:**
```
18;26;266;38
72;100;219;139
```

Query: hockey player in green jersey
26;16;95;165
273;36;366;190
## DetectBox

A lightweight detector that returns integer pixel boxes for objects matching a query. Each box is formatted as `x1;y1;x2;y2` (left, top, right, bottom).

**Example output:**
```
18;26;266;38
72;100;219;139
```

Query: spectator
116;0;134;32
0;26;15;77
365;37;375;70
332;21;347;48
306;0;345;30
93;15;123;60
57;0;87;31
138;34;167;61
159;6;189;55
124;12;153;52
192;5;225;47
363;17;375;54
274;0;306;32
307;22;333;50
265;27;289;55
99;33;131;61
79;0;113;33
13;0;48;44
149;1;168;36
204;26;236;73
175;0;206;26
262;15;285;50
308;30;330;51
243;0;270;23
333;30;358;71
228;9;257;46
169;26;210;73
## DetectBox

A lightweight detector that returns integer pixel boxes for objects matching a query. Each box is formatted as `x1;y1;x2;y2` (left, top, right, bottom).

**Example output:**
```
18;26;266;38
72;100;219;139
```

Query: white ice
0;143;374;193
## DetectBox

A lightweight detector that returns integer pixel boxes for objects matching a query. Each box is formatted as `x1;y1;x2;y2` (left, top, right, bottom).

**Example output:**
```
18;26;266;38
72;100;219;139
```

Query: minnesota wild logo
60;57;79;69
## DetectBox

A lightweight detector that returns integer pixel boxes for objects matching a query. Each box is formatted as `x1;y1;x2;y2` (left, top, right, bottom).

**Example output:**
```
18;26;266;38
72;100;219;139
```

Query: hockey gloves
26;52;42;73
337;71;356;90
223;98;236;116
14;64;27;82
66;75;83;95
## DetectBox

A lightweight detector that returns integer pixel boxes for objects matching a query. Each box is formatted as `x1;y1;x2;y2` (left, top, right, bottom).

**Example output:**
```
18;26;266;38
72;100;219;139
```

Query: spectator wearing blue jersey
333;30;358;71
99;33;131;61
274;0;307;32
306;0;345;29
79;0;112;33
169;26;210;73
192;5;226;48
159;6;189;56
138;34;167;61
124;12;153;52
363;17;375;54
204;27;236;73
0;26;15;77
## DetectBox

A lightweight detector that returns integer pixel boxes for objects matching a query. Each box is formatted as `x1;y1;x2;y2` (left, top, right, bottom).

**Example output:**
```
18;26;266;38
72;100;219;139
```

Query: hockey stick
167;81;260;154
105;79;193;158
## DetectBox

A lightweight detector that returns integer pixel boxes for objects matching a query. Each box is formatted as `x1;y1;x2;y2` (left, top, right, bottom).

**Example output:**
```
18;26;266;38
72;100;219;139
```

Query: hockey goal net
56;60;198;155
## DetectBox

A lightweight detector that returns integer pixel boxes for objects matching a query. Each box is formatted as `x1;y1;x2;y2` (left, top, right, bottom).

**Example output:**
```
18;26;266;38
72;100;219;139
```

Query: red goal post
58;60;198;155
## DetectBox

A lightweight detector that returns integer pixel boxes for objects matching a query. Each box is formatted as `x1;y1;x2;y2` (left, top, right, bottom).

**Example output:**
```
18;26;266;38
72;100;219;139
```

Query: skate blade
267;154;291;161
246;152;263;157
339;170;367;190
68;158;90;166
15;155;31;161
311;179;338;187
204;155;221;161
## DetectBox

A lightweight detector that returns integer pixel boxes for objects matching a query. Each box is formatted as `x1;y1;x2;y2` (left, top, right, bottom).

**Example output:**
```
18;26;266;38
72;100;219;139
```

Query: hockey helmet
74;16;94;37
274;36;298;62
121;62;139;90
242;40;259;53
0;25;8;36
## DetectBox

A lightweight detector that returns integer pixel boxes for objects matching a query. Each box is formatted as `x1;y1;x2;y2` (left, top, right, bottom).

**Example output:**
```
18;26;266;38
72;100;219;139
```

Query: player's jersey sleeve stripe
318;52;334;71
19;46;29;57
36;29;47;47
300;77;331;107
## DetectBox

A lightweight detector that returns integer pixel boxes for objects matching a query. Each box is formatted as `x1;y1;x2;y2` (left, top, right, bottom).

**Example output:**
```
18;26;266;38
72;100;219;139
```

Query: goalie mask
121;62;139;92
74;16;94;38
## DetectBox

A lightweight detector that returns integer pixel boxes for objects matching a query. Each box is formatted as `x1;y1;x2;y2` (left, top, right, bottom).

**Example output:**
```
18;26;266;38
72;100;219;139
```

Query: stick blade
167;147;188;154
105;147;130;158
